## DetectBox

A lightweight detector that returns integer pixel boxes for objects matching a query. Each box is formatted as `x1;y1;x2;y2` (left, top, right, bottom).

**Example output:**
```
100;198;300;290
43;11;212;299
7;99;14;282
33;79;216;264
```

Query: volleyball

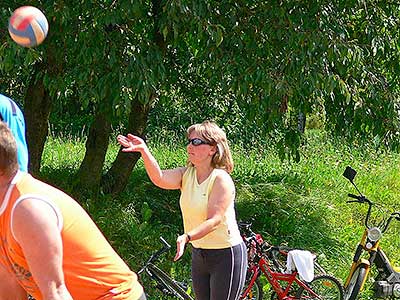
8;6;49;48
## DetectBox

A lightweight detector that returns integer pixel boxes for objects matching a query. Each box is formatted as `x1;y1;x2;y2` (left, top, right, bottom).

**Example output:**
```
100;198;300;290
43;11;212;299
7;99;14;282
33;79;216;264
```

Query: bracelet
186;233;191;242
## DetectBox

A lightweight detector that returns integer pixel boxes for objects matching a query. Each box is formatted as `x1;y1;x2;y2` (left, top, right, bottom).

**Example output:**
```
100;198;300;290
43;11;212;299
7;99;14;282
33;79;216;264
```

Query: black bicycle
138;237;193;300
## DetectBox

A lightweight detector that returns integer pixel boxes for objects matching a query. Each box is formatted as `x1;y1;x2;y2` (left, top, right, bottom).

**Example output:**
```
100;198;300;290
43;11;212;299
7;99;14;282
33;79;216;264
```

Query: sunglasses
188;138;210;146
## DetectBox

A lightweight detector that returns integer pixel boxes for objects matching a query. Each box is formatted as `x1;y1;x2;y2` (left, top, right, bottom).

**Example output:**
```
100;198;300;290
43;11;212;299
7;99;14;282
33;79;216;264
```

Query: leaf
141;202;153;222
215;26;224;47
162;26;168;41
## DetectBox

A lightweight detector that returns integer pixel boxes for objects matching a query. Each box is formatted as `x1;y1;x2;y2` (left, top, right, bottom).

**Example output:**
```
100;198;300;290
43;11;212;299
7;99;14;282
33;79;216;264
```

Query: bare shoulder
214;169;235;189
14;198;43;219
215;168;234;180
13;198;59;239
13;197;56;218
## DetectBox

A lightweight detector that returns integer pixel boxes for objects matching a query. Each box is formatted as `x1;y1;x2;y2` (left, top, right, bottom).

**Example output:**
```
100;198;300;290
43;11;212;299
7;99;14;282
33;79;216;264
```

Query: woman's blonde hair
186;120;234;173
0;121;18;176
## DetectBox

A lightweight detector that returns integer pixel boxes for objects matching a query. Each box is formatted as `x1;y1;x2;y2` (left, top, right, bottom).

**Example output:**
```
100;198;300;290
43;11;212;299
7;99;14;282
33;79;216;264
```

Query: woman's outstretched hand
117;134;147;153
174;234;188;261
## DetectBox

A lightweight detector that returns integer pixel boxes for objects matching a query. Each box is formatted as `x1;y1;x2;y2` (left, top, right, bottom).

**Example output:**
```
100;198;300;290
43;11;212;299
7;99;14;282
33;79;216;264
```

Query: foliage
146;0;400;158
1;0;399;167
40;130;400;299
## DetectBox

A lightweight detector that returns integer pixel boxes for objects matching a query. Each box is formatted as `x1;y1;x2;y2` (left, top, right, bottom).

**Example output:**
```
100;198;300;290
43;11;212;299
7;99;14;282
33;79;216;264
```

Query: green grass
40;130;400;299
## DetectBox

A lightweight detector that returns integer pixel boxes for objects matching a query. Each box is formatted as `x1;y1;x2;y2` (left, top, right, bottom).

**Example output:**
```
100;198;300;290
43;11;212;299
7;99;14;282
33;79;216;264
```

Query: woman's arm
117;134;185;189
12;199;73;300
174;172;235;260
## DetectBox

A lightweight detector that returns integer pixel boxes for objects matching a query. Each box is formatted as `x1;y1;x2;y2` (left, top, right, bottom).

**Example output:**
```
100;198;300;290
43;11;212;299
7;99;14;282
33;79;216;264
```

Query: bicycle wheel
147;264;193;300
296;274;344;300
241;277;263;300
343;265;367;300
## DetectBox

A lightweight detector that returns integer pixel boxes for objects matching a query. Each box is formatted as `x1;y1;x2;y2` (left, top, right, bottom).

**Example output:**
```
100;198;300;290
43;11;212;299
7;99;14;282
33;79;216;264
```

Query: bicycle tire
147;264;193;300
343;264;367;300
296;274;344;300
241;277;263;300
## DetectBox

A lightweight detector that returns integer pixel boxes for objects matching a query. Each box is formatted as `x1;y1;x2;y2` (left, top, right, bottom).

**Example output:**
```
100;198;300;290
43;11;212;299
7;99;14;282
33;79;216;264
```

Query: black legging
191;242;247;300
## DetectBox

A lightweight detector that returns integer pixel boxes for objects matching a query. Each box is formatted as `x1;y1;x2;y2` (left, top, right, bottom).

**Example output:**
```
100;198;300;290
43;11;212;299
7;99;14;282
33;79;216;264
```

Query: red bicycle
239;222;344;300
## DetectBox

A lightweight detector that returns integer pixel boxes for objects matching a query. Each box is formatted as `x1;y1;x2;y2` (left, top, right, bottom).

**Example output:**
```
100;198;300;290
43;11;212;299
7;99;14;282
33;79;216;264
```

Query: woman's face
187;132;216;166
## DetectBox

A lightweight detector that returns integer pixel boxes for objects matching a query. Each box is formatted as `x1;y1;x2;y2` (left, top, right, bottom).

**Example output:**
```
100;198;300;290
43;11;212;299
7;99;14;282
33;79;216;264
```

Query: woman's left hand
174;234;188;261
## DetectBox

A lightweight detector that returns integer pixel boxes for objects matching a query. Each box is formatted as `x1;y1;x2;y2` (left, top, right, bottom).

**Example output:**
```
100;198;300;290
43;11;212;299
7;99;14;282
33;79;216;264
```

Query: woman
117;120;247;300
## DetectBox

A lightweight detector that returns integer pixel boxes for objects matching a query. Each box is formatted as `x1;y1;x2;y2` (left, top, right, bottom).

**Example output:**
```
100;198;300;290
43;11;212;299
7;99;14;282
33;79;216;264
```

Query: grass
40;130;400;299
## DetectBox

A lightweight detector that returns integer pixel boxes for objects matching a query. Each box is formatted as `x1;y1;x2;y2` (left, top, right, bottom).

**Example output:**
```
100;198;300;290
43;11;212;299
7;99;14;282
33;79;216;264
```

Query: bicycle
239;222;344;300
239;222;327;274
342;166;400;299
138;236;193;300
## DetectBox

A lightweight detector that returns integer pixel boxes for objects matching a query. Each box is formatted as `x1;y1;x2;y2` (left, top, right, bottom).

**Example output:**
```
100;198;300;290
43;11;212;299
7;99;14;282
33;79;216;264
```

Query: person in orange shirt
0;121;145;300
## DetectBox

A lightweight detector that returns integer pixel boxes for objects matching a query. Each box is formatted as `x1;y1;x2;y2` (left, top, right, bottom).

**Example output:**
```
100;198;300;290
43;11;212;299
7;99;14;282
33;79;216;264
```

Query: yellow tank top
0;172;143;300
180;166;242;249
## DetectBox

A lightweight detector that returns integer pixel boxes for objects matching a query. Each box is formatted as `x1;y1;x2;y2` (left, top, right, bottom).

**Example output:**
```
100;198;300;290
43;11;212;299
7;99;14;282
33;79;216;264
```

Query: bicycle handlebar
160;236;171;249
393;212;400;221
381;212;400;233
143;236;172;266
346;192;374;229
346;193;370;203
347;193;360;200
346;189;399;233
239;222;273;256
138;237;171;274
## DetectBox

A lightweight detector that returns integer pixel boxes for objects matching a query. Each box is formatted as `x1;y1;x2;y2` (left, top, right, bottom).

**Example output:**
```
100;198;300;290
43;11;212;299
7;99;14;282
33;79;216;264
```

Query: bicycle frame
242;254;321;300
138;237;193;300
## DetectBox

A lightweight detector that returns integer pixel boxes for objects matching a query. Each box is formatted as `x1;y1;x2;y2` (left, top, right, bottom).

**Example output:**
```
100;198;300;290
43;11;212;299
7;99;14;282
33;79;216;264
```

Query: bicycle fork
344;243;373;292
241;269;260;299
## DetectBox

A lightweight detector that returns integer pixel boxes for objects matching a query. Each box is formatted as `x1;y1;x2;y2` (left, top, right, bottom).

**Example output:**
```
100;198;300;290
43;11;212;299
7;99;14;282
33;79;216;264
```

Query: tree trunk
297;112;306;134
24;78;52;175
102;99;150;195
101;0;162;195
24;40;63;176
74;110;111;196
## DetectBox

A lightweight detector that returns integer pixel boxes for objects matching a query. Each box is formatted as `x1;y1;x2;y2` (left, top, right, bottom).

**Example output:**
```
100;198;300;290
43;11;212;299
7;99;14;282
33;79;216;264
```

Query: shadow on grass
236;177;340;259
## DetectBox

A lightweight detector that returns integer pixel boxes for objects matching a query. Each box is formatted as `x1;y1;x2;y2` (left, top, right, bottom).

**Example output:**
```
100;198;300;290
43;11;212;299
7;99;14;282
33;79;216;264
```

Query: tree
0;0;399;196
0;2;65;176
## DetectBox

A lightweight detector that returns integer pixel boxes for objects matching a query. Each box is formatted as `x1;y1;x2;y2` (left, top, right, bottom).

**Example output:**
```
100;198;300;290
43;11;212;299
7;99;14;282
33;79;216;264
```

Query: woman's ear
209;145;218;156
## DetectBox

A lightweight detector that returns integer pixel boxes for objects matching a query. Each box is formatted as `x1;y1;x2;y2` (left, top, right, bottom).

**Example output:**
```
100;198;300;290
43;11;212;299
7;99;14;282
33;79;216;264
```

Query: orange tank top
0;172;143;300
